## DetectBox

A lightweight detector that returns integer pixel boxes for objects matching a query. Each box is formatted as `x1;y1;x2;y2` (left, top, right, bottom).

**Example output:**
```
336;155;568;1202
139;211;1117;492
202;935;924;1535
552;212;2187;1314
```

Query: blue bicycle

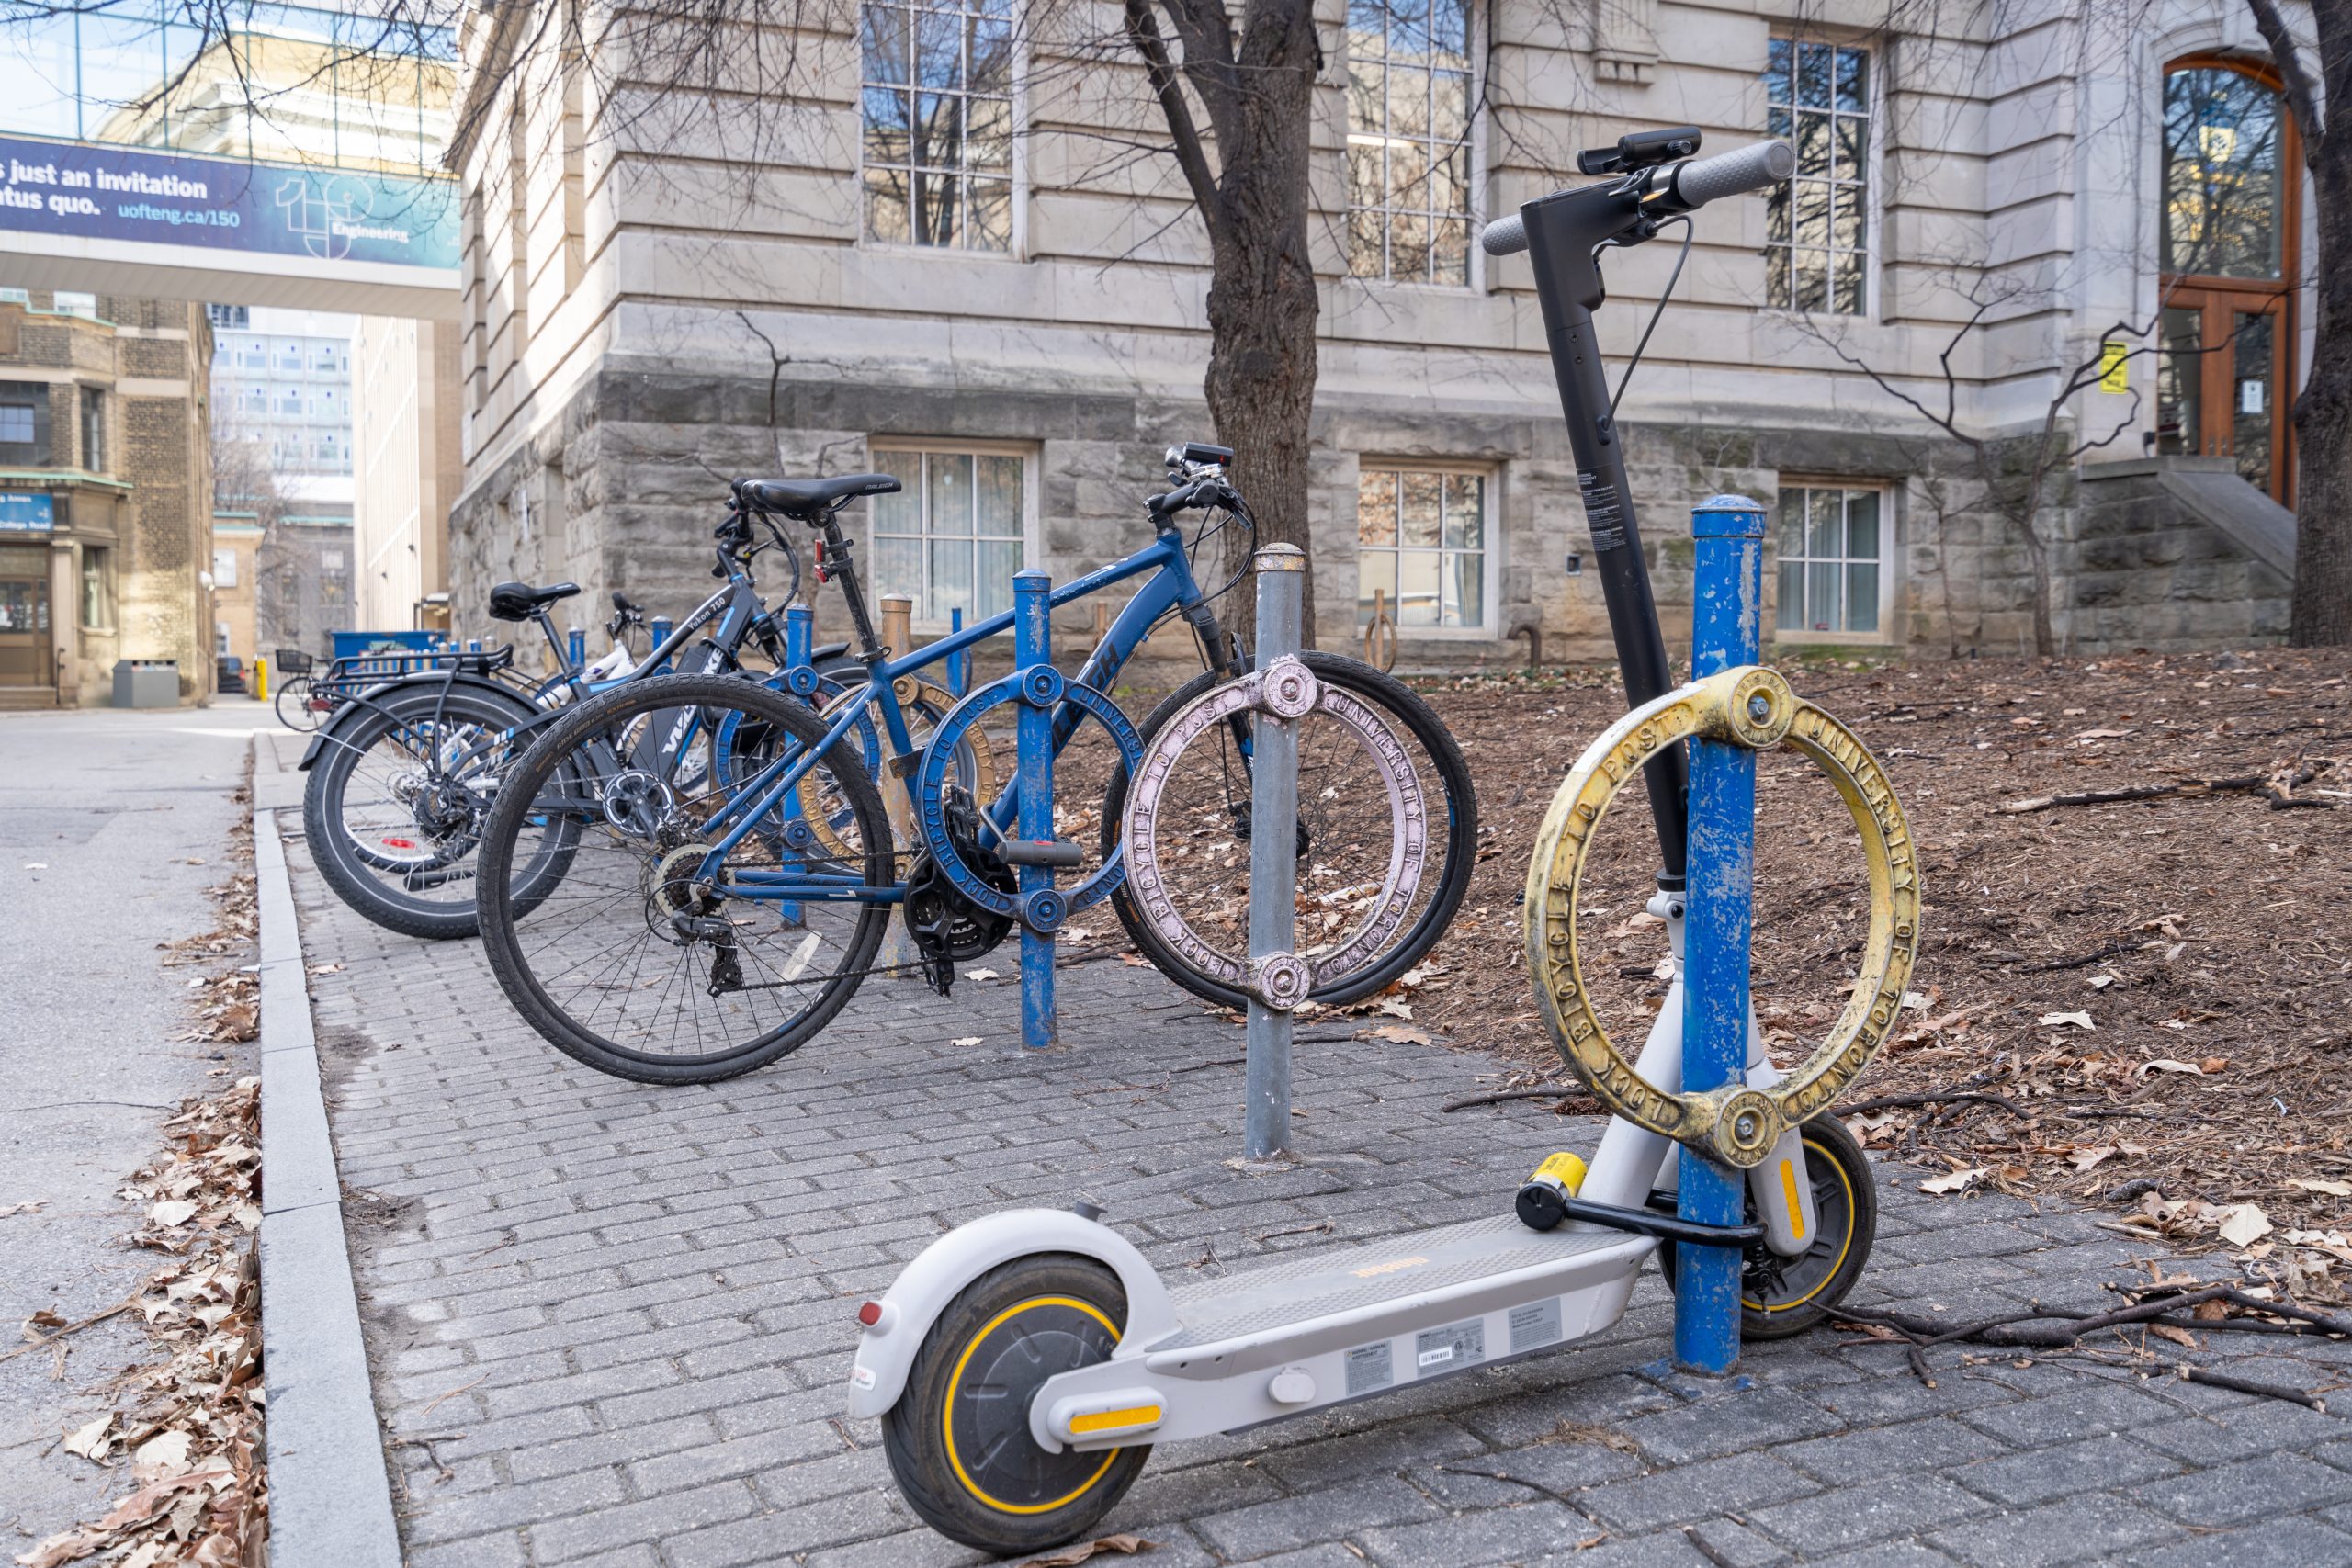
470;445;1476;1083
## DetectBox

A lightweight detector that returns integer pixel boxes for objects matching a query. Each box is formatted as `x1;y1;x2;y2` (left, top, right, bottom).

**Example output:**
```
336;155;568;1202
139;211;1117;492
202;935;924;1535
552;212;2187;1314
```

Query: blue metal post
1676;492;1767;1376
778;604;815;925
947;608;967;697
649;616;674;671
567;626;586;670
1012;571;1057;1049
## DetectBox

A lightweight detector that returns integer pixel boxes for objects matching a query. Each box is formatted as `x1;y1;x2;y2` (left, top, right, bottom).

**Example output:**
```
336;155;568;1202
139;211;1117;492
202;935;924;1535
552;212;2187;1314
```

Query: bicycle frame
690;525;1216;899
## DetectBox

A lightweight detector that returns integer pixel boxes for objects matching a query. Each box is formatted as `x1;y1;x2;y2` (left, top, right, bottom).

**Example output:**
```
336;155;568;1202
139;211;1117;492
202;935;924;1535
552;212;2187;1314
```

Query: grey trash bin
112;659;179;708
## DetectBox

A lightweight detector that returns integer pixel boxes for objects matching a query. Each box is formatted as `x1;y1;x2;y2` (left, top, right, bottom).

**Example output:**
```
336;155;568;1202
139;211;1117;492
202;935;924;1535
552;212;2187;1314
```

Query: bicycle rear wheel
275;675;325;731
476;674;895;1084
302;682;573;941
1102;653;1476;1009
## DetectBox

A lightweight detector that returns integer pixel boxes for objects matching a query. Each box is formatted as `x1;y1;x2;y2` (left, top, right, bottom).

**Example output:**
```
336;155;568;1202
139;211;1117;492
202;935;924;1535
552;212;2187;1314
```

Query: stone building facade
0;290;211;705
442;0;2312;664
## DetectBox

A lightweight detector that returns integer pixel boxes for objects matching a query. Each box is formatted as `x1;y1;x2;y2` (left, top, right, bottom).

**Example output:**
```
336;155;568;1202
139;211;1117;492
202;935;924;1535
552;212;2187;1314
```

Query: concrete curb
254;750;404;1568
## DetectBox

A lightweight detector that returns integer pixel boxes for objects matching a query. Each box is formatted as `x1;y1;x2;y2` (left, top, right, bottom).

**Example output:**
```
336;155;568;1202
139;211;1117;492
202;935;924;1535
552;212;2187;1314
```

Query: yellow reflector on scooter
1779;1159;1805;1242
1069;1404;1162;1436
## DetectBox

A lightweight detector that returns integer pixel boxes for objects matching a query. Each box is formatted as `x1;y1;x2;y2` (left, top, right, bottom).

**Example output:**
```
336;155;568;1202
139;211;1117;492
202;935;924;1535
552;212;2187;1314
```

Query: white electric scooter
847;133;1917;1559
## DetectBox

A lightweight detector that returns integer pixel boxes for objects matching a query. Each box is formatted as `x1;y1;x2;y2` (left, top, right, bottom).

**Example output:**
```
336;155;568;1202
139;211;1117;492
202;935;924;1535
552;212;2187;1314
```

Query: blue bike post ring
1021;887;1067;933
1021;665;1065;707
785;664;821;697
915;673;1145;919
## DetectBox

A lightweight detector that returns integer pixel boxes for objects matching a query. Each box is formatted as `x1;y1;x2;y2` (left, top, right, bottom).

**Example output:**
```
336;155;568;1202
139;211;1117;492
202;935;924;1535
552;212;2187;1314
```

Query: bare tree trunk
2291;144;2352;643
1125;0;1323;640
2248;0;2351;644
1200;99;1320;637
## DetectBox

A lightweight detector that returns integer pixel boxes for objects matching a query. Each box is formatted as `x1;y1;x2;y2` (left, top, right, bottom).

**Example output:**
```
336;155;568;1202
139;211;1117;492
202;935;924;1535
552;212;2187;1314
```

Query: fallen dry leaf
1921;1167;1988;1195
2138;1059;2206;1078
2218;1203;2274;1249
1367;1023;1432;1045
0;1201;42;1219
62;1415;113;1461
1015;1534;1157;1568
949;1036;983;1048
2291;1179;2352;1198
963;968;1001;982
2039;1010;2096;1031
2149;1323;2197;1348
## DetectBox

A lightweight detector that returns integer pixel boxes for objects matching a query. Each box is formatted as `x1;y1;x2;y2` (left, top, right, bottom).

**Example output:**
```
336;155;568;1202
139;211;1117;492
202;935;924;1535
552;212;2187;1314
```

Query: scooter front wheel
1657;1114;1877;1340
882;1255;1149;1556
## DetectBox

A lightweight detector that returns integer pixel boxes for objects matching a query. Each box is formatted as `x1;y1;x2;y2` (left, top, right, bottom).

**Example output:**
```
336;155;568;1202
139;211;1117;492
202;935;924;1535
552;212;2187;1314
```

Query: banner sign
0;135;458;273
0;493;55;532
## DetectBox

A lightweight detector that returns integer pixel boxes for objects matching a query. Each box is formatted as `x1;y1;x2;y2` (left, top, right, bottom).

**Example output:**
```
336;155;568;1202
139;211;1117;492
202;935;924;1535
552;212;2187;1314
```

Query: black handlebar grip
1670;141;1795;209
1480;212;1528;257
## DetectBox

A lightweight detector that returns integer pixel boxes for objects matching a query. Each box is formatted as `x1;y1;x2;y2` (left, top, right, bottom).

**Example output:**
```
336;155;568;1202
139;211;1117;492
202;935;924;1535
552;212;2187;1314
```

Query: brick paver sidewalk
278;826;2352;1568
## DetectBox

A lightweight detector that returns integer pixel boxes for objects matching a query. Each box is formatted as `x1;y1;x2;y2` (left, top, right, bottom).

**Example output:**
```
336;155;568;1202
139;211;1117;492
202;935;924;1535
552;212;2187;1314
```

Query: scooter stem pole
1675;494;1767;1374
1522;195;1689;886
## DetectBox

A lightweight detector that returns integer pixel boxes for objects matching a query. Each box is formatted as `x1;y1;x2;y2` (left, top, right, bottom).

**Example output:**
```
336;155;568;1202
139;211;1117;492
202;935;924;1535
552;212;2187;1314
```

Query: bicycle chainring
901;787;1014;995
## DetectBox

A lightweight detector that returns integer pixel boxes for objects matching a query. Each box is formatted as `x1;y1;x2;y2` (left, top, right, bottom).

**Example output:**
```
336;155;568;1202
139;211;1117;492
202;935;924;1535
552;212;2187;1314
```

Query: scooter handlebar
1477;141;1793;257
1668;140;1795;210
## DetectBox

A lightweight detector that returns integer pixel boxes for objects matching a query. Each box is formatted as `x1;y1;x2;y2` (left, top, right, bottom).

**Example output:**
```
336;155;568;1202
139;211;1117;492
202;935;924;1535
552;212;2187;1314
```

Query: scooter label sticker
1344;1342;1394;1396
1509;1298;1564;1353
1414;1319;1484;1374
1577;471;1627;552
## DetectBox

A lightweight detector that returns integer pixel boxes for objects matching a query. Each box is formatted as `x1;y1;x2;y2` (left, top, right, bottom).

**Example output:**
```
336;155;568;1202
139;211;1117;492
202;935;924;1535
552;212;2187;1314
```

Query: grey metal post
1245;546;1306;1162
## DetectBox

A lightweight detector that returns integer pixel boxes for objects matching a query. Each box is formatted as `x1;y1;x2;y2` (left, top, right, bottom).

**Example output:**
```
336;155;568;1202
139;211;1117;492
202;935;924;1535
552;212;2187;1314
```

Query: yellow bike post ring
1522;666;1921;1168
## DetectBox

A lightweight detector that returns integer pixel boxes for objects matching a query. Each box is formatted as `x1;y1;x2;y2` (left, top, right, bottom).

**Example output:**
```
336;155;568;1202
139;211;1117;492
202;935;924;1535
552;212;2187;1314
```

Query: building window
1345;0;1476;285
52;291;96;320
80;387;102;472
859;0;1014;251
81;547;112;628
1763;39;1871;314
0;383;47;463
0;288;28;306
867;446;1026;622
1356;466;1488;629
1775;484;1889;637
212;546;239;589
206;304;249;330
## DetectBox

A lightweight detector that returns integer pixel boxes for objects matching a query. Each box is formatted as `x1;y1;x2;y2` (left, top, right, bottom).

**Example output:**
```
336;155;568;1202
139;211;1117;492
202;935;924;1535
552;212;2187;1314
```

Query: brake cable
1609;213;1693;420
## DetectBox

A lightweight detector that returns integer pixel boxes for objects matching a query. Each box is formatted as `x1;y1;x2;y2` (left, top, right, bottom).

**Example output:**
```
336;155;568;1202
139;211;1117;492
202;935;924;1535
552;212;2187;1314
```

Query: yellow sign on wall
2099;341;2130;393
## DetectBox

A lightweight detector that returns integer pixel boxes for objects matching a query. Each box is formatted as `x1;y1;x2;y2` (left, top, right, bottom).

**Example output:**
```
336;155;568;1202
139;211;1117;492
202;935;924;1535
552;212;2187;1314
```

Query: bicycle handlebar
1478;141;1793;256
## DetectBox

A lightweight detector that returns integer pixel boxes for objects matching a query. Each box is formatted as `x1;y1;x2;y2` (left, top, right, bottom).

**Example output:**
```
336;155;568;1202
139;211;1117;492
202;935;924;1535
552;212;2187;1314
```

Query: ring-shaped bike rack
914;672;1144;923
1522;665;1922;1168
1118;655;1430;1002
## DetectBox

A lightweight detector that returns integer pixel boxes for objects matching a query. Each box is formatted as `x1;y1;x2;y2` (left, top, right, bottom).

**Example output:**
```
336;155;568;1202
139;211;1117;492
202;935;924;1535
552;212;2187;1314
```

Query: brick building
442;0;2310;662
0;289;212;706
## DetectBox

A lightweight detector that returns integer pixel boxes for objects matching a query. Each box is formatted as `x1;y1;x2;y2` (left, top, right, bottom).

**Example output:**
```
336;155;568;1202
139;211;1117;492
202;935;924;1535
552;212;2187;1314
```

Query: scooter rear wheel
882;1255;1149;1556
1657;1114;1877;1340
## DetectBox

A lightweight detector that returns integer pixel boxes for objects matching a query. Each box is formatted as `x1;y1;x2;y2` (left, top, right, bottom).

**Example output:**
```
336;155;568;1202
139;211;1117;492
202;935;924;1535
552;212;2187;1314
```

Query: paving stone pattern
281;829;2352;1567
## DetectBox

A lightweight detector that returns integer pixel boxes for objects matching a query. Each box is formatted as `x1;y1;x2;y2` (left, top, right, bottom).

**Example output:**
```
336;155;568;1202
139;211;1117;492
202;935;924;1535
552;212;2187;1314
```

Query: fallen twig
1839;1090;2027;1119
0;1298;137;1366
1443;1085;1600;1112
1998;776;2263;814
2179;1365;2327;1411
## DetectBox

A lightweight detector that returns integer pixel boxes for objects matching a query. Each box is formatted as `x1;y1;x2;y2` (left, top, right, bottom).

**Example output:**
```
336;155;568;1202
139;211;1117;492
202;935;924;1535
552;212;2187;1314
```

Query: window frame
1769;479;1896;645
1340;0;1487;291
79;385;103;473
1761;35;1883;321
854;0;1027;258
80;543;113;632
865;437;1039;630
1352;458;1499;638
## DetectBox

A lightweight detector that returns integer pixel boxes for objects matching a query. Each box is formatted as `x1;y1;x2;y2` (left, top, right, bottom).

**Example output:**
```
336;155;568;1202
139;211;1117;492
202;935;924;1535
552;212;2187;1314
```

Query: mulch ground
1396;645;2352;1292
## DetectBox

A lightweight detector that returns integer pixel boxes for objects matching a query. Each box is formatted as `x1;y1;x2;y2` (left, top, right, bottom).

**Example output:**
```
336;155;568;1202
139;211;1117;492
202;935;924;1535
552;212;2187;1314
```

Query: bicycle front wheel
476;673;895;1084
1103;653;1476;1009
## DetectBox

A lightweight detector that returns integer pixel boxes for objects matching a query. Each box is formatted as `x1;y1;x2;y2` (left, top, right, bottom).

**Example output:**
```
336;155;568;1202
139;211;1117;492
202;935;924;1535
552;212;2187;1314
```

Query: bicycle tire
475;673;895;1084
274;675;323;731
301;682;568;941
1102;652;1476;1009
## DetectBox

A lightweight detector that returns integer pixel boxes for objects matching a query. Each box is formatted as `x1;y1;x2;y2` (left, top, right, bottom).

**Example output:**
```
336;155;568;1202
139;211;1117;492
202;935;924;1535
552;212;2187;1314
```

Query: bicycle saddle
732;474;900;518
488;581;582;621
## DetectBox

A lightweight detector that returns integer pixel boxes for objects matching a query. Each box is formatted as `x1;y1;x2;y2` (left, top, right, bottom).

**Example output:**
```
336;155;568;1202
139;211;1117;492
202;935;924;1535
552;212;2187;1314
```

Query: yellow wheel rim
942;1295;1123;1516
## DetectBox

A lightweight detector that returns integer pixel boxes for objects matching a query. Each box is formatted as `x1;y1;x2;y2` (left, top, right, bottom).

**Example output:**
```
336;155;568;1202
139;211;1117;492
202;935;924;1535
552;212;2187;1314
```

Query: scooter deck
1159;1215;1643;1351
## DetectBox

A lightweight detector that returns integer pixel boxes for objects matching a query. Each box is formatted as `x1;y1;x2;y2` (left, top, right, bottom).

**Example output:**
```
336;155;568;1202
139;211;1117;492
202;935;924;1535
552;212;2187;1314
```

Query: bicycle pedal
998;839;1085;868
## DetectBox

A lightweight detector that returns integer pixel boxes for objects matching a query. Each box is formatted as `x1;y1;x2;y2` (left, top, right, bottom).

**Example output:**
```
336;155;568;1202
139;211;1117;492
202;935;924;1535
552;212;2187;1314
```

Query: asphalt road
0;698;266;1549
